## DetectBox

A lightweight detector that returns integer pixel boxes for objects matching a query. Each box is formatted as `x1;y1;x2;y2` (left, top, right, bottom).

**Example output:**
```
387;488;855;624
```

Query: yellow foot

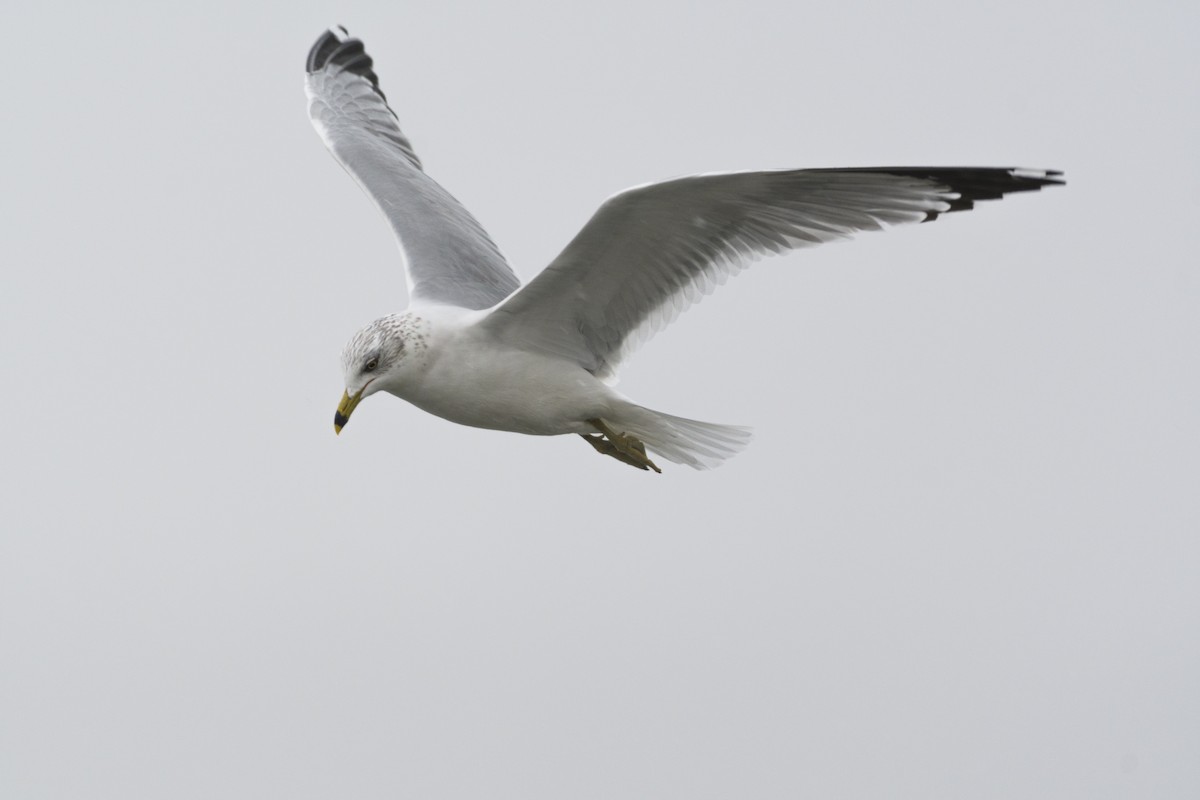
581;419;662;473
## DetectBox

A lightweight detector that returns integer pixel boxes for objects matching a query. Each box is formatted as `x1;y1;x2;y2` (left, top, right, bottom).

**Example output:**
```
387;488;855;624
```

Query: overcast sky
2;1;1197;798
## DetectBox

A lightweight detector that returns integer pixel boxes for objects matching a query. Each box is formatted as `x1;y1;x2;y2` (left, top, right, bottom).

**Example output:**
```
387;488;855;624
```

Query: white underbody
387;306;621;436
352;306;752;469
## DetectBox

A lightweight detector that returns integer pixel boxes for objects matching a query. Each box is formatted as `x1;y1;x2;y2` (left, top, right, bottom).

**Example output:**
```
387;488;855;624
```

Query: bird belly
399;344;612;436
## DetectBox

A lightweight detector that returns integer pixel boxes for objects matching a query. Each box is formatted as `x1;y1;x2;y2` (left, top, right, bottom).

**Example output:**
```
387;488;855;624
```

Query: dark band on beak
334;386;368;435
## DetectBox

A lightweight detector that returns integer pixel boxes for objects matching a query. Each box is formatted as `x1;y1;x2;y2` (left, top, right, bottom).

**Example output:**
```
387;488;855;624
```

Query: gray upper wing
482;167;1063;379
305;28;520;310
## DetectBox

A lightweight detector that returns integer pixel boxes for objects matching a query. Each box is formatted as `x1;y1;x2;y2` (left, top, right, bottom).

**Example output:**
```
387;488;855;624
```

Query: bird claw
581;420;662;473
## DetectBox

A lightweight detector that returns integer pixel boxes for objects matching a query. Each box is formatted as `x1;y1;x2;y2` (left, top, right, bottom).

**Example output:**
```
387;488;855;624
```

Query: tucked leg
579;434;651;470
583;419;662;473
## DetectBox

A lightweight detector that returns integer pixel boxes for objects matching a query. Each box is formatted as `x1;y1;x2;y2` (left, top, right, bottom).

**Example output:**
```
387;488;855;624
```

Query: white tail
608;405;753;470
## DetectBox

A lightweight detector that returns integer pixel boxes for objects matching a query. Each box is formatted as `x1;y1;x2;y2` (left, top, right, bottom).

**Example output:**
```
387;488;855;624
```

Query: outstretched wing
482;167;1063;379
305;27;520;310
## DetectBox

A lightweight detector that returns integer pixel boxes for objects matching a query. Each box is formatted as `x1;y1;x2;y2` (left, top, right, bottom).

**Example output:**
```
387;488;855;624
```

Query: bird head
334;314;416;434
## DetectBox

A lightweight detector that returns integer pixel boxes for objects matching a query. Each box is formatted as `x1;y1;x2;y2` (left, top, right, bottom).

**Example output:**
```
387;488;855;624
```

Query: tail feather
608;406;753;470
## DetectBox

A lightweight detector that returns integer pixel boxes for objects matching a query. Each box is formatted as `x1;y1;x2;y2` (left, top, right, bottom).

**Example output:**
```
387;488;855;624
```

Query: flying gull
305;26;1064;472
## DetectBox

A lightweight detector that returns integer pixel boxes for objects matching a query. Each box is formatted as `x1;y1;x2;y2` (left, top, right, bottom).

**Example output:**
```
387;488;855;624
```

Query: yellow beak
334;388;365;435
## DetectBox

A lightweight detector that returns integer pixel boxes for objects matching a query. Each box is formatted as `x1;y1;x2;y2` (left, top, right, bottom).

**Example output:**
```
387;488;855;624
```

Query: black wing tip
305;26;385;98
855;167;1066;222
1005;167;1066;187
306;26;346;74
869;166;1065;186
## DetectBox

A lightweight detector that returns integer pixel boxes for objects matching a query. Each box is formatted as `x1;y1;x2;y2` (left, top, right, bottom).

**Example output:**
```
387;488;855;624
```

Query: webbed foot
580;419;662;473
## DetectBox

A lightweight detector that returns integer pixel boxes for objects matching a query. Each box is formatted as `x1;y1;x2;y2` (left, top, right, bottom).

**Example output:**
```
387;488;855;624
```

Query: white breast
392;307;617;436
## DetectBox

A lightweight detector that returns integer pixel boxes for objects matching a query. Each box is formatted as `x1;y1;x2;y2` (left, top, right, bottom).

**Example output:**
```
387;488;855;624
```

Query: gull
305;26;1064;472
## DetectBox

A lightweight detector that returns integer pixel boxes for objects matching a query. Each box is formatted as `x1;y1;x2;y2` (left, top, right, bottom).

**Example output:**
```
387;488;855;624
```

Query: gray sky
2;0;1197;797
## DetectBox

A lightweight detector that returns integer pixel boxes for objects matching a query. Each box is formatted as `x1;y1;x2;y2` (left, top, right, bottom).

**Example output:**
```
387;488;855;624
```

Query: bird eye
364;357;379;372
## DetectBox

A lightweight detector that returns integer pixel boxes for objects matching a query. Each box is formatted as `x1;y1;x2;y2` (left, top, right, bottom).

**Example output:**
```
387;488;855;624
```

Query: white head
333;313;425;433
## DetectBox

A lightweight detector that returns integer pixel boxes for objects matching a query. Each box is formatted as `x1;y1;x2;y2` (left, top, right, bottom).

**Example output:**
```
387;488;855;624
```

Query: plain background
2;1;1197;798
